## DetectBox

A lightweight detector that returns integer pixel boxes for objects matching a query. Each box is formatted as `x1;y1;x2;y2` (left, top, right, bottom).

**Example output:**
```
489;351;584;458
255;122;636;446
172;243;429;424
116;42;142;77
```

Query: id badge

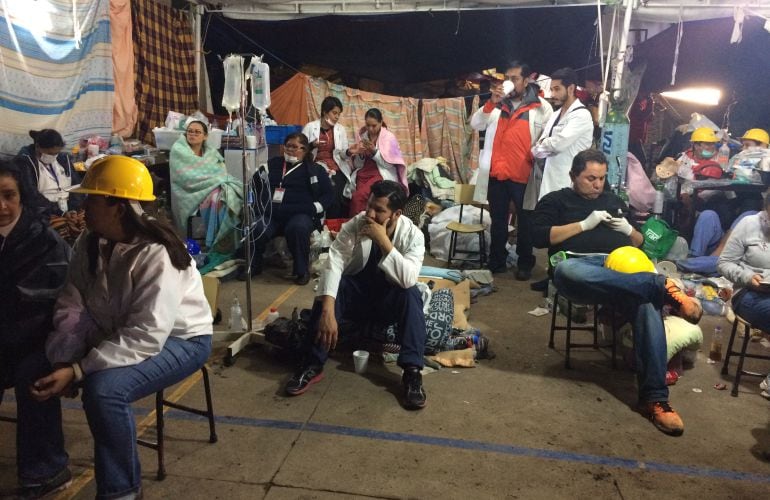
272;188;285;203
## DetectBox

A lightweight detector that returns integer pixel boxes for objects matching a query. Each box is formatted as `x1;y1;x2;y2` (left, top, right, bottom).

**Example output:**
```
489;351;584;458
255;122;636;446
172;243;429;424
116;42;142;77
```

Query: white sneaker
760;377;769;391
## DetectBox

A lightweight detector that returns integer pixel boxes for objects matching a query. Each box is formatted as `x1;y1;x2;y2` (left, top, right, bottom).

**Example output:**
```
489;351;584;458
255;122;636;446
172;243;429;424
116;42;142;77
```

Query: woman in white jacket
303;96;350;218
31;156;213;500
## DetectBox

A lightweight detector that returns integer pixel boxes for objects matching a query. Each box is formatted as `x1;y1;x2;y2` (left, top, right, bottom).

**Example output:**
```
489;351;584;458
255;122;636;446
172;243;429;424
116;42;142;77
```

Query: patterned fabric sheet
0;0;113;154
132;0;197;145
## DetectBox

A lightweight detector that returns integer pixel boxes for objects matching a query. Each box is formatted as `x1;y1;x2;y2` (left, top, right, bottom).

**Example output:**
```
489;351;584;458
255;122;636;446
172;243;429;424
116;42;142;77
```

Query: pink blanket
357;126;408;190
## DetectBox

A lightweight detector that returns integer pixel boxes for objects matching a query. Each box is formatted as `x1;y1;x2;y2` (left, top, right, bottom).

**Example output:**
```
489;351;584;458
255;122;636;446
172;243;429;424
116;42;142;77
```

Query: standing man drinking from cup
470;61;552;280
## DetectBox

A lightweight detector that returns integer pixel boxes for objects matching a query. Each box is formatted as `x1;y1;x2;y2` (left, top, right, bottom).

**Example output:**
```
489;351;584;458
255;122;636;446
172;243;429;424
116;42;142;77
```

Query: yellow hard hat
740;128;769;146
70;156;156;201
690;127;719;143
604;246;656;274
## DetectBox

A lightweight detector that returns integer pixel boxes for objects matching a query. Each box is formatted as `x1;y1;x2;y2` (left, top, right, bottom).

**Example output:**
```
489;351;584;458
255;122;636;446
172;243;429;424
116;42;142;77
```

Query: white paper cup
352;350;369;374
246;135;257;149
87;144;100;158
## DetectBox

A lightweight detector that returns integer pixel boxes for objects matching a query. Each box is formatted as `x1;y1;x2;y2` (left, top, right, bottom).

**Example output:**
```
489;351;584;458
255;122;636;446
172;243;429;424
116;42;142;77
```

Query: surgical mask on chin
284;154;299;163
325;117;335;127
39;153;57;164
699;149;716;159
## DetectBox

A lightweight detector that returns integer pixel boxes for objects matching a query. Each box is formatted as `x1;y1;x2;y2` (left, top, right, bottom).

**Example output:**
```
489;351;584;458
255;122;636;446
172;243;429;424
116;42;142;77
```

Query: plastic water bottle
266;307;280;325
709;326;723;362
653;183;665;216
717;141;730;170
229;296;246;332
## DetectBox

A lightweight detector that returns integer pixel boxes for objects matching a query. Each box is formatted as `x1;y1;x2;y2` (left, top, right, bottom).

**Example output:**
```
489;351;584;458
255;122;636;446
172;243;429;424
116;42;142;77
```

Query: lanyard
42;161;62;190
279;160;301;188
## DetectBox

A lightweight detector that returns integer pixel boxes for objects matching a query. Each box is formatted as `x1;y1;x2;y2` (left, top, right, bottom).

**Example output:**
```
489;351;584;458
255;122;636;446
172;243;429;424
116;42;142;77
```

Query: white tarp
205;1;770;25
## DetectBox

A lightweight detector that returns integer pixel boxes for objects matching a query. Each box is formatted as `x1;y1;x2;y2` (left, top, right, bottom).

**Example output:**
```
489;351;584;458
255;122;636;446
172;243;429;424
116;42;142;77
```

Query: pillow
418;277;471;330
665;315;703;361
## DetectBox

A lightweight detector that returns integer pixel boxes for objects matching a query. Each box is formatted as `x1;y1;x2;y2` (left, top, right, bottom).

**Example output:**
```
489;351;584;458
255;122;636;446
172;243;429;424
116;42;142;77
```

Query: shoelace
653;401;675;413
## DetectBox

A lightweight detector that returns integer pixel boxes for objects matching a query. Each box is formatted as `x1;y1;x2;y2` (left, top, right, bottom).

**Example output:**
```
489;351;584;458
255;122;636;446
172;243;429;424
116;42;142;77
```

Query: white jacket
469;96;552;203
46;233;212;374
532;99;594;200
317;213;425;298
303;120;351;190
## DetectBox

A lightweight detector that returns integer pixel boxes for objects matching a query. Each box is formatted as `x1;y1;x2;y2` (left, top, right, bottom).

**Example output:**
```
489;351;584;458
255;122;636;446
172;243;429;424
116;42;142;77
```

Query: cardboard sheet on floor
429;348;475;368
419;278;471;330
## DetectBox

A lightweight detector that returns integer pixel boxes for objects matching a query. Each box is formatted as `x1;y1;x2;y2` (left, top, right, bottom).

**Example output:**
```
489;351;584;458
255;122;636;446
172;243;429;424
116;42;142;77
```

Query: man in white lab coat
284;180;428;410
532;67;594;201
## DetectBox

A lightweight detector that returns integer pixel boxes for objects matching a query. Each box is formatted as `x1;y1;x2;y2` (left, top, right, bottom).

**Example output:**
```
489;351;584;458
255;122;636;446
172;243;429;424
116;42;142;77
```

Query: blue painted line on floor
164;410;770;485
3;400;768;485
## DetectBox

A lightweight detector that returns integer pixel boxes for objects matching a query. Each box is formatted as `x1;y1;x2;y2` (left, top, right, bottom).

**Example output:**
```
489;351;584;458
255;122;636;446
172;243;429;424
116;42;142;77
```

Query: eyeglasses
284;144;304;150
186;130;204;135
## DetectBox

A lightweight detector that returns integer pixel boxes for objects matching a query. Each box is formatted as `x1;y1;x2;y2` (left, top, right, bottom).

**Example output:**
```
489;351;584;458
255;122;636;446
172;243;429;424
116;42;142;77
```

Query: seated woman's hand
750;274;770;293
30;366;76;402
347;143;363;156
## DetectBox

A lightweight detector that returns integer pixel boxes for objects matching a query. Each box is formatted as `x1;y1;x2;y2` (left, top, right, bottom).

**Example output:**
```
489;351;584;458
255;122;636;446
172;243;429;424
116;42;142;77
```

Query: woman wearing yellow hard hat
30;156;213;499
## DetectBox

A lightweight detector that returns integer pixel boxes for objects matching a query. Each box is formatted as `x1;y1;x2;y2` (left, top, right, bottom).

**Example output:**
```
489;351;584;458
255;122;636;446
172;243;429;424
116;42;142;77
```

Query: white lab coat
303;120;352;196
532;99;594;200
317;213;425;298
46;233;213;374
469;97;552;203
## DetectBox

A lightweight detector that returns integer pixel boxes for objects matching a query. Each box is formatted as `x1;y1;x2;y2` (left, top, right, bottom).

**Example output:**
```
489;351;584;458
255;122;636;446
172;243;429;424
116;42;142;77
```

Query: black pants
487;178;535;272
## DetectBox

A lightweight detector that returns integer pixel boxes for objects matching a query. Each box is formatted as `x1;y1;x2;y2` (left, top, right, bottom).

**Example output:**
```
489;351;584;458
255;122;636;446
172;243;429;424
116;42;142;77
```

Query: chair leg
155;390;166;481
447;232;456;267
721;316;740;375
592;304;599;348
548;292;559;349
730;323;752;397
565;300;573;369
610;304;617;369
479;232;487;268
201;366;218;443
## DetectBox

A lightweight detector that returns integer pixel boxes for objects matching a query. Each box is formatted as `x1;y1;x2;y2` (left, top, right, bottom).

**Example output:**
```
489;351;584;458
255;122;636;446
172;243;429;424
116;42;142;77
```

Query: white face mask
40;153;57;164
284;154;299;163
325;117;335;127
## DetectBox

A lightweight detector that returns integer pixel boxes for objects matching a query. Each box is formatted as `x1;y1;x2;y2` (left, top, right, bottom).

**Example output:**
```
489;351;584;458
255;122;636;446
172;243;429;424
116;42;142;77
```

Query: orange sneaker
640;401;684;436
664;278;703;324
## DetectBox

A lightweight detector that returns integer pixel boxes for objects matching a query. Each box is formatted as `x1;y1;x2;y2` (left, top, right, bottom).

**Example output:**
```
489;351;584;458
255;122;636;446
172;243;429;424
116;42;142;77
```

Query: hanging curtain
0;0;113;154
132;0;196;144
110;0;136;137
419;96;479;183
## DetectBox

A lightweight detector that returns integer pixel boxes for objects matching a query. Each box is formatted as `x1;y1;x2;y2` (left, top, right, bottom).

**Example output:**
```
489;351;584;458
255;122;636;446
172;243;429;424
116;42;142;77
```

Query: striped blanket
0;0;113;154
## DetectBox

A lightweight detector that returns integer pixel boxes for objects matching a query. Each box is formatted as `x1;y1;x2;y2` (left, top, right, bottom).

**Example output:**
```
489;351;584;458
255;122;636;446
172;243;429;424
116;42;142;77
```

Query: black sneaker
294;273;311;286
17;468;72;499
285;365;324;396
401;367;427;410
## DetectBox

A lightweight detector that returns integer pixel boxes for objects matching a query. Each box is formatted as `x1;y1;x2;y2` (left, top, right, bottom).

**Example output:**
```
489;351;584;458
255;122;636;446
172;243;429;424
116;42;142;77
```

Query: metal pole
240;69;253;331
611;0;635;100
193;3;203;108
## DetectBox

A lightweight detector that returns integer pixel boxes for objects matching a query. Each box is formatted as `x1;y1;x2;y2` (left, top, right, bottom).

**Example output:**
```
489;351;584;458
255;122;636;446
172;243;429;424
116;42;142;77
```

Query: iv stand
219;53;268;366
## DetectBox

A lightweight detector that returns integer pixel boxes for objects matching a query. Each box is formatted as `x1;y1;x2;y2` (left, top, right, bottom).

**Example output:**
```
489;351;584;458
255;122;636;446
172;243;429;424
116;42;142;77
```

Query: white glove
604;216;634;236
579;210;612;231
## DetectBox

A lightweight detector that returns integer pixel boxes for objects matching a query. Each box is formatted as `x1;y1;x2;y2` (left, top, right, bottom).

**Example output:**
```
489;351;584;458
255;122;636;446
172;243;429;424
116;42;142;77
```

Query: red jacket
489;90;543;183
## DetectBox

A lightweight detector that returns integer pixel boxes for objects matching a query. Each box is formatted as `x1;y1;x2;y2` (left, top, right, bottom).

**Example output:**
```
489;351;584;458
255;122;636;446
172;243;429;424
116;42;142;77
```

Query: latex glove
604;216;634;236
579;210;612;231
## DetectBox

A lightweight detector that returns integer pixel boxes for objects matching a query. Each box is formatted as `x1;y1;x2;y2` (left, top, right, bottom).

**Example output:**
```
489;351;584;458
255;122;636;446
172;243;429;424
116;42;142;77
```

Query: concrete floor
2;251;770;499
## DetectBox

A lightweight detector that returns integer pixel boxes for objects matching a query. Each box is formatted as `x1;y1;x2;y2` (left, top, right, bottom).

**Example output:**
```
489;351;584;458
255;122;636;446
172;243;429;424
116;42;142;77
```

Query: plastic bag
641;217;678;259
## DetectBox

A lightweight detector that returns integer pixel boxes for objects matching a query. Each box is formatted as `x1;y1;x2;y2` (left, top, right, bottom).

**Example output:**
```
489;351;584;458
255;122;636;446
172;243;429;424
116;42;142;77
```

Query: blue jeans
487;178;534;272
690;210;757;257
13;350;69;484
553;256;669;403
81;335;212;499
305;276;427;369
732;289;770;333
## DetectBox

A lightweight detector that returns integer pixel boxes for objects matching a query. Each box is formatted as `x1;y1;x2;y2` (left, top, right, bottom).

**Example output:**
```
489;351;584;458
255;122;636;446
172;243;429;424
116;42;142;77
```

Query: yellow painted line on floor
56;284;299;500
253;285;300;322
